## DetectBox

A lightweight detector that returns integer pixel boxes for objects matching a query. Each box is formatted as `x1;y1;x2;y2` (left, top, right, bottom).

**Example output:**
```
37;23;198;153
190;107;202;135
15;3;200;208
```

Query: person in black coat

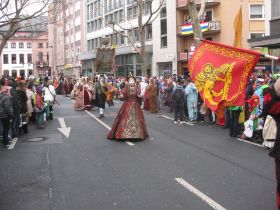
0;86;13;147
9;79;21;140
17;82;28;133
94;76;107;118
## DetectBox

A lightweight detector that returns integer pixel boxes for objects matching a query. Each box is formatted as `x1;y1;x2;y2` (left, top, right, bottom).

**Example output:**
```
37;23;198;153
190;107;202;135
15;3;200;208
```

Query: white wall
152;0;177;76
265;0;271;36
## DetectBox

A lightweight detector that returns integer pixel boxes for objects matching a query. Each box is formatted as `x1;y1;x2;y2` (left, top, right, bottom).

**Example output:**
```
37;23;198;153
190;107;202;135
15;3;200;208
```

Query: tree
186;0;206;46
0;0;62;55
105;0;166;77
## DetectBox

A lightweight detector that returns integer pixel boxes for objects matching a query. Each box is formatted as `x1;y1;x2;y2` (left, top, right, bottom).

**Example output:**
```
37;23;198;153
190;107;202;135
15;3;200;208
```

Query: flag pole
261;54;279;61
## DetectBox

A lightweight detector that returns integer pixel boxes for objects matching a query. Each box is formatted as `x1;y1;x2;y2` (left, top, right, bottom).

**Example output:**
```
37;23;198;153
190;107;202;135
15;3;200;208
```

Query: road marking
126;141;135;146
57;118;71;138
161;115;194;126
85;110;111;130
236;138;264;148
175;178;226;210
8;138;18;150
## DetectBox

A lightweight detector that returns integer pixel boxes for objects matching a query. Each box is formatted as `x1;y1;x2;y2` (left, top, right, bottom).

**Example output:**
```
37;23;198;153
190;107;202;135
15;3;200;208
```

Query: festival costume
74;85;84;110
143;86;150;110
148;80;158;113
107;79;148;140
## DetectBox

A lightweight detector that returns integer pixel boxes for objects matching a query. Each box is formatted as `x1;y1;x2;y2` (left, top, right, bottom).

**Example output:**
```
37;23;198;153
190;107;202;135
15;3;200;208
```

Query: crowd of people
0;76;56;148
58;71;279;148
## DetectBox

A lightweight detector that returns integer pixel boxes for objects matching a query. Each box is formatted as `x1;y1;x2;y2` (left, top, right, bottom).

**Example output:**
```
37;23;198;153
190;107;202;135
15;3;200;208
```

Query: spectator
0;86;13;148
172;80;185;124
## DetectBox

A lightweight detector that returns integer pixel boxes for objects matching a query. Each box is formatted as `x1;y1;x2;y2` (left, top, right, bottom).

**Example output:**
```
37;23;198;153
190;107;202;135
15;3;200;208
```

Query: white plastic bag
244;119;254;138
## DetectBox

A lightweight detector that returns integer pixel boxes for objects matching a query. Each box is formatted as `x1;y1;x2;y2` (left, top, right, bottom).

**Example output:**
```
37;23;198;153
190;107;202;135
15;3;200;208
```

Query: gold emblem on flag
195;62;236;106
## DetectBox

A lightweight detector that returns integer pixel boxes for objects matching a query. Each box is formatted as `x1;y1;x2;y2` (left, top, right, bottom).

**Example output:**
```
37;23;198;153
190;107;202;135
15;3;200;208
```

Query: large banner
188;40;261;117
95;48;115;73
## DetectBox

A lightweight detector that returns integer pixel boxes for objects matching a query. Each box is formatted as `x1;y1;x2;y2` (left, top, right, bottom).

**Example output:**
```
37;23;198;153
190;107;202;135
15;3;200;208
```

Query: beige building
176;0;266;75
48;0;85;78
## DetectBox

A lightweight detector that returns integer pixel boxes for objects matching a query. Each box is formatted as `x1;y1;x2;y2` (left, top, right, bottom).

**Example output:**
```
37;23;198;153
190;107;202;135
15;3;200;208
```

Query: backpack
173;88;184;103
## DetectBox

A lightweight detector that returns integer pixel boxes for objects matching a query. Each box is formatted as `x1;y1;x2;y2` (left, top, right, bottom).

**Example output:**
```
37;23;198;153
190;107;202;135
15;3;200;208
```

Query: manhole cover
25;137;45;142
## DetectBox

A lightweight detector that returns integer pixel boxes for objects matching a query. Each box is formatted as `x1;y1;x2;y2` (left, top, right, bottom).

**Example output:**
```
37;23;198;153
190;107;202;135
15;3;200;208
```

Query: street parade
1;0;280;209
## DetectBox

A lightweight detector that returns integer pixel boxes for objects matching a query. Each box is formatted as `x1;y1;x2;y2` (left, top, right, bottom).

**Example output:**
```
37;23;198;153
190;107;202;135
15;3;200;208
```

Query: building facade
176;0;266;76
248;0;280;74
48;0;85;78
0;20;48;78
79;0;154;77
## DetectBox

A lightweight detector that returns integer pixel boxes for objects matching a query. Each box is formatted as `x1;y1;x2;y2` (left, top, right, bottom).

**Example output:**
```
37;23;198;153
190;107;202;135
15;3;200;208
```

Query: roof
0;16;48;32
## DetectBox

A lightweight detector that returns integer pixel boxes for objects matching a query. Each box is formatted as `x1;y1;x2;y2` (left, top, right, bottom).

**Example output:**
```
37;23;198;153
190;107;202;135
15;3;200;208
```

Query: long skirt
107;96;148;140
74;91;84;110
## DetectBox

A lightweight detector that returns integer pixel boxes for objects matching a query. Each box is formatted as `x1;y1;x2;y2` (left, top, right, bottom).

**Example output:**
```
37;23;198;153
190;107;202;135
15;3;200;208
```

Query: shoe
98;114;104;119
174;121;178;124
222;126;229;129
179;121;183;125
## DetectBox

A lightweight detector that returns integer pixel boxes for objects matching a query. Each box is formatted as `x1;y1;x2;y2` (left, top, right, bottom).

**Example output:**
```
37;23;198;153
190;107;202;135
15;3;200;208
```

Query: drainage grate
24;137;46;142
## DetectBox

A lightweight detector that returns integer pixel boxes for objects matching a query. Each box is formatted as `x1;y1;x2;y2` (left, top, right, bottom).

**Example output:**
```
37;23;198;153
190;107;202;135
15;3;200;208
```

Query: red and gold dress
107;83;148;140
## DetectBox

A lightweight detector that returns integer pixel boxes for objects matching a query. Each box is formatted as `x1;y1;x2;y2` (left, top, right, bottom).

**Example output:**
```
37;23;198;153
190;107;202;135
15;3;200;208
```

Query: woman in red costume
107;77;148;140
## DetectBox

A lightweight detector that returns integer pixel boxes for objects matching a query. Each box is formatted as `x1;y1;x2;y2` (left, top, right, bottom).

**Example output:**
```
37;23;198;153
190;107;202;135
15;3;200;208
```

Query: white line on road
126;141;135;146
85;110;111;130
8;138;18;150
235;138;264;148
161;115;194;126
175;178;227;210
84;110;134;146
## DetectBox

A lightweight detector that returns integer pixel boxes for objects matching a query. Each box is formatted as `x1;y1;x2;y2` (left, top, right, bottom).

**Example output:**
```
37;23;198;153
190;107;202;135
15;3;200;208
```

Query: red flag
188;40;261;118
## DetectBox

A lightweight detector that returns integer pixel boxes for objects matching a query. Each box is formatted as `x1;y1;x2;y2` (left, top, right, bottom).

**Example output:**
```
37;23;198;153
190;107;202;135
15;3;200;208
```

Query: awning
248;34;280;48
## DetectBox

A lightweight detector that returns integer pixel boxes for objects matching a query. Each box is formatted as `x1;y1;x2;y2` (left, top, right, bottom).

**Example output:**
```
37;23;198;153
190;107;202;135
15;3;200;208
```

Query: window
27;54;32;63
249;4;265;19
250;32;265;39
160;7;167;48
38;52;43;62
272;0;280;18
11;43;16;48
144;0;152;15
3;54;8;64
27;43;32;48
134;28;139;42
19;43;24;48
4;43;8;48
19;54;24;64
119;32;125;45
146;24;152;41
11;54;17;64
38;43;43;48
119;9;124;22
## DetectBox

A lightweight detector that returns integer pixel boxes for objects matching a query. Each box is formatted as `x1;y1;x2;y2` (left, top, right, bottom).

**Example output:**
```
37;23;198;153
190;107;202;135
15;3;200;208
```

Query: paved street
0;95;276;210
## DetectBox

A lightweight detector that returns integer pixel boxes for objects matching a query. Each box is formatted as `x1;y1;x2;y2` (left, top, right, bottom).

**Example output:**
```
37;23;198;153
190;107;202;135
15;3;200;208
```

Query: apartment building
248;0;280;74
79;0;154;77
0;17;48;78
48;0;85;77
176;0;266;76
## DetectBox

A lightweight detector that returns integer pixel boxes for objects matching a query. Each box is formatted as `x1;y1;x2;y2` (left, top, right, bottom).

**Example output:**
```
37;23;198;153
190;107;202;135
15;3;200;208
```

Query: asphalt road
0;95;276;210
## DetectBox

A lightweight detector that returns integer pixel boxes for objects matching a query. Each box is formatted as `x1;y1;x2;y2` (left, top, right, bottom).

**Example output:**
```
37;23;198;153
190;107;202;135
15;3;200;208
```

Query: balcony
177;0;220;10
177;20;221;36
36;60;49;67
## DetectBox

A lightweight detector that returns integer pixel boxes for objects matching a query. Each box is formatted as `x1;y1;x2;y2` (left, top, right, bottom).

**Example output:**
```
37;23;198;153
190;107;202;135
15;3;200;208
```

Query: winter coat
0;93;13;119
17;90;28;114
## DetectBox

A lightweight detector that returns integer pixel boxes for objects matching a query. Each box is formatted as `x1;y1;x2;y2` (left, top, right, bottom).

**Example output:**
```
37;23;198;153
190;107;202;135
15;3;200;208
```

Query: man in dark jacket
9;79;21;140
172;80;185;124
0;86;13;147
